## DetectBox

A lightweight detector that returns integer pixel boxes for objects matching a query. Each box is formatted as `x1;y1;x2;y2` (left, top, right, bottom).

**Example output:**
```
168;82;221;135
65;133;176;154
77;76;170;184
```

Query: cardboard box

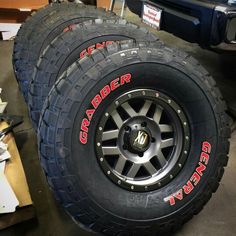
0;0;49;24
0;0;48;10
97;0;122;12
97;0;111;10
0;123;35;230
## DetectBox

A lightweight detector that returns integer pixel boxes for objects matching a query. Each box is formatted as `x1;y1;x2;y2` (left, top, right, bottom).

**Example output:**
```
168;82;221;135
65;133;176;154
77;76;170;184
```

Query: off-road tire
13;3;72;81
28;19;159;129
38;41;230;235
14;3;117;102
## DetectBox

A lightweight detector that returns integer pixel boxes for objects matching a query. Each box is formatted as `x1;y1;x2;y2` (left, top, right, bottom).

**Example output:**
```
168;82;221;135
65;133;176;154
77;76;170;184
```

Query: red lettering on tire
110;78;120;90
183;181;194;195
80;41;114;58
100;85;111;99
202;141;211;153
196;162;206;176
79;73;132;144
86;109;95;121
190;172;201;186
63;24;76;33
79;131;88;145
92;95;102;109
164;141;212;206
81;118;90;132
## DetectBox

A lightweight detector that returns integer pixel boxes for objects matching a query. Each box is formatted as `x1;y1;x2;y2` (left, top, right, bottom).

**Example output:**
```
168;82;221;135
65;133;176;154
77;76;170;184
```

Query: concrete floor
0;8;236;236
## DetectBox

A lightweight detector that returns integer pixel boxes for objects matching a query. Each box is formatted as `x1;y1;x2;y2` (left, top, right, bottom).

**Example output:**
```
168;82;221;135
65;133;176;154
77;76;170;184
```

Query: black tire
28;19;159;129
14;3;117;102
13;2;82;82
38;41;230;235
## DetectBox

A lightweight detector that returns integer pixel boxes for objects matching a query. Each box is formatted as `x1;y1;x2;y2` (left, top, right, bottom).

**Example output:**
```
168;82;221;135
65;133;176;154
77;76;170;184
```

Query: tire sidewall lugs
29;19;159;128
13;3;76;81
39;44;229;234
17;4;117;102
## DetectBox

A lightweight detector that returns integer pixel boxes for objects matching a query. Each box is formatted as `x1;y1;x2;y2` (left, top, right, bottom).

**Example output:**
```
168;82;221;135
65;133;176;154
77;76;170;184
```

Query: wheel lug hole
125;126;130;132
151;137;156;143
138;153;143;157
123;145;127;150
141;122;147;127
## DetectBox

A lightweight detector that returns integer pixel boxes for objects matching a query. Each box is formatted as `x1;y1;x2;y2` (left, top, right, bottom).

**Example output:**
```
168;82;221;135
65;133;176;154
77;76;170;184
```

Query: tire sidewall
65;62;218;221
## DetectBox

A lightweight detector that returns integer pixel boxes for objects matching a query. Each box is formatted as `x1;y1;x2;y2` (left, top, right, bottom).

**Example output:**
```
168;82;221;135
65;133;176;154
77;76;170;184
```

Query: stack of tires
13;2;230;236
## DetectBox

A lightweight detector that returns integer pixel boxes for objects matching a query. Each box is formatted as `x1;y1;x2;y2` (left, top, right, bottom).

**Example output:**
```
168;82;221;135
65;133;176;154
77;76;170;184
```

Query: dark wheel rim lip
96;89;190;192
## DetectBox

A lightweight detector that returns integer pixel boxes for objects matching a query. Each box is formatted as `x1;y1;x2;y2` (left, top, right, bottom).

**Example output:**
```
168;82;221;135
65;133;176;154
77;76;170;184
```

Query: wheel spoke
102;146;120;155
95;88;190;190
153;106;163;124
121;102;137;117
144;162;157;175
159;124;173;133
127;163;141;178
102;129;119;141
139;100;152;116
157;151;168;167
110;109;123;129
114;155;126;173
160;138;174;149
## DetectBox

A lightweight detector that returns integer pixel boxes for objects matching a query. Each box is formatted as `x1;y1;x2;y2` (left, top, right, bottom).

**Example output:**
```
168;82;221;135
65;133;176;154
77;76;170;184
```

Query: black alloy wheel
96;89;190;191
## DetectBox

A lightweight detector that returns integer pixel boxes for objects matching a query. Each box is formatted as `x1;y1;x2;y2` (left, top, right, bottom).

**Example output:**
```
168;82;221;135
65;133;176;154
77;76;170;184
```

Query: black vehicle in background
126;0;236;49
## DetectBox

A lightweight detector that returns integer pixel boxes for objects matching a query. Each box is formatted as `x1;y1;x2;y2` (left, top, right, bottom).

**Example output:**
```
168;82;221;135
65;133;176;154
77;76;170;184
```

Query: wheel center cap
129;129;150;152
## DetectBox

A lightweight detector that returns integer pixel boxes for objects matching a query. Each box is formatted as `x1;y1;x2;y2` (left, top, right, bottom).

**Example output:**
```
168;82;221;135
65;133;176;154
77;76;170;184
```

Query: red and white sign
142;4;162;30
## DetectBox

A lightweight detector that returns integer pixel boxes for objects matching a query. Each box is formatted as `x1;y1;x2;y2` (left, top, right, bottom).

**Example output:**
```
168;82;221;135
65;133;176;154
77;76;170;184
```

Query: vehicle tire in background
13;3;117;102
38;41;230;235
28;19;160;129
13;2;82;82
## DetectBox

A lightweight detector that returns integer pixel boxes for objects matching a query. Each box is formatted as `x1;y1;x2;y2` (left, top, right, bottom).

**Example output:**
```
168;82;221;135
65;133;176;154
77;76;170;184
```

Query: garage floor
0;7;236;236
